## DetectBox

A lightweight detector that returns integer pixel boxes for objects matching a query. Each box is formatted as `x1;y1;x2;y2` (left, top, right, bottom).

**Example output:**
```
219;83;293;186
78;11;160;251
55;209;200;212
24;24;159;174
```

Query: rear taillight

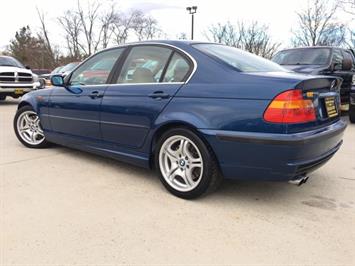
264;89;316;124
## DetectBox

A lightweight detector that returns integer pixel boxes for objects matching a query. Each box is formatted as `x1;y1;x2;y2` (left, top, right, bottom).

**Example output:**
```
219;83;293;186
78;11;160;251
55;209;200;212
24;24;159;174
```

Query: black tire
350;104;355;124
0;95;6;101
14;105;50;148
155;127;222;199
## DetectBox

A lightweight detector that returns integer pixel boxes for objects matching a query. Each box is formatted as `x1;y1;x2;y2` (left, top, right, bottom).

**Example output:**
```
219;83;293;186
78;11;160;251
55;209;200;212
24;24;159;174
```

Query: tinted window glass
117;46;172;84
70;48;123;86
194;44;285;72
332;49;344;70
163;53;190;82
343;50;355;69
0;56;24;68
273;48;331;65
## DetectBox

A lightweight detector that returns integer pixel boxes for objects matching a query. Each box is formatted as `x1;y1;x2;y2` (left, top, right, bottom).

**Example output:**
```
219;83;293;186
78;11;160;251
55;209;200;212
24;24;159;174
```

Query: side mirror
25;65;31;70
51;75;65;87
342;58;352;71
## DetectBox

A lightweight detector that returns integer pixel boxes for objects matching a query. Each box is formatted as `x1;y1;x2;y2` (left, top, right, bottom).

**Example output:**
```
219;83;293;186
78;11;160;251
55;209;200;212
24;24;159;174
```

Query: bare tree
205;22;243;47
58;10;82;59
77;0;100;56
205;21;280;58
339;0;355;15
99;4;117;49
132;11;161;41
111;10;138;45
239;22;280;58
36;8;57;67
292;0;346;47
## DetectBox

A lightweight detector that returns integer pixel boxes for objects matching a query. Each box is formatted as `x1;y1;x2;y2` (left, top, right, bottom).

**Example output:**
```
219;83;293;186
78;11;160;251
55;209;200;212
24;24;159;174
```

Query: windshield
193;44;285;72
0;56;24;68
61;62;79;73
273;48;331;65
51;66;63;74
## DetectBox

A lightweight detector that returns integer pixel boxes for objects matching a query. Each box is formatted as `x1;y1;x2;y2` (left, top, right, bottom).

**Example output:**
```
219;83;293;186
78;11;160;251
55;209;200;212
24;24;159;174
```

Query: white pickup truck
0;56;41;101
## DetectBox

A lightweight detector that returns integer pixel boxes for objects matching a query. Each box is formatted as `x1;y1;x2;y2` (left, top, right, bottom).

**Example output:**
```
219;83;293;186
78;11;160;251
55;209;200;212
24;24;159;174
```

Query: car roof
101;40;217;52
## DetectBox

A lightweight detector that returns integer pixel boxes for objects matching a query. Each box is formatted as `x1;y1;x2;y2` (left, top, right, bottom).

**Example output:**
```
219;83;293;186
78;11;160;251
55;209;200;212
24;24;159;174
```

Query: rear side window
163;53;191;82
117;46;172;84
193;44;285;72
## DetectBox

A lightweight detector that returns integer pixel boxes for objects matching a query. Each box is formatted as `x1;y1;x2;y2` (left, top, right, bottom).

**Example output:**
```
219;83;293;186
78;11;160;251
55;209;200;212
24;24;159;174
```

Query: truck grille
0;72;33;83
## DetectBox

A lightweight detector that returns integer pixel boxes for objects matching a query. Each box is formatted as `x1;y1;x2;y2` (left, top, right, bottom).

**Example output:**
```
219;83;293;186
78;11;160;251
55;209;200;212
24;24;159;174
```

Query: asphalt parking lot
1;98;355;265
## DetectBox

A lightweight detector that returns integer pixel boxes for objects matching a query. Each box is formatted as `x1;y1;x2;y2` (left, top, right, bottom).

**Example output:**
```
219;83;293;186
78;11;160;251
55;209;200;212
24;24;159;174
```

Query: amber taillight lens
264;89;316;124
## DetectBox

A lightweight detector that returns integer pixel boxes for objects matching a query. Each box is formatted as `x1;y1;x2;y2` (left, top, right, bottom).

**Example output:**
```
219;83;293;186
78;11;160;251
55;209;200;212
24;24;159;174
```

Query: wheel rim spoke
16;111;45;146
159;135;204;192
184;168;194;187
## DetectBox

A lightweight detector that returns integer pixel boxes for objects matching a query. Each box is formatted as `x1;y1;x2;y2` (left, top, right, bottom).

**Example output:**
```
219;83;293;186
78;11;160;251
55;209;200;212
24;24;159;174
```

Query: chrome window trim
65;42;197;87
66;82;185;88
106;82;184;87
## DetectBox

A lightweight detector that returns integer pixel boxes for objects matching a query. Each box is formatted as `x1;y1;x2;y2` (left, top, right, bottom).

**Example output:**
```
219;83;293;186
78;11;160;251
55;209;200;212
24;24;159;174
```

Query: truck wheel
349;104;355;124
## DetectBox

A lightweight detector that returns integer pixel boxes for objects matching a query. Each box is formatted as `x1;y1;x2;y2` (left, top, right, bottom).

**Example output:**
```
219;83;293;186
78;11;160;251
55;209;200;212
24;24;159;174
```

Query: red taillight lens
264;89;316;124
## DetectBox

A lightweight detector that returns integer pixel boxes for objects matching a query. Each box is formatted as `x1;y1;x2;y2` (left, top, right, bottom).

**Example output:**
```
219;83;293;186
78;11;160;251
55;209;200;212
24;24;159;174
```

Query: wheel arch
17;101;33;110
149;121;219;169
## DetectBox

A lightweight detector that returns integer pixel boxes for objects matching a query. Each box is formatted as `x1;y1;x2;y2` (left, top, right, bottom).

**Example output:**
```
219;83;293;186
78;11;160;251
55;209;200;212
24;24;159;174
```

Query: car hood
0;66;33;75
280;65;325;74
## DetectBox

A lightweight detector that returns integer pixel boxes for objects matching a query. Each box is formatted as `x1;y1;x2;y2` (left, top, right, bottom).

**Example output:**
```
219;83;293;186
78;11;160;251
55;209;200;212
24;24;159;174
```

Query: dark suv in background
272;47;355;121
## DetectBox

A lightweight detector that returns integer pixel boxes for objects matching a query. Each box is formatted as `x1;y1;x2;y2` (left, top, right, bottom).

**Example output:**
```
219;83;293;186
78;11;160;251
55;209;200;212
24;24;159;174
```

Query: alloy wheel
159;135;204;192
16;111;45;145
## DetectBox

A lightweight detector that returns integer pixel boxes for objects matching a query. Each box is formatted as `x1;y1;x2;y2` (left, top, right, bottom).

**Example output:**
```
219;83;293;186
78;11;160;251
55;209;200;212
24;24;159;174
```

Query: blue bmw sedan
14;41;346;199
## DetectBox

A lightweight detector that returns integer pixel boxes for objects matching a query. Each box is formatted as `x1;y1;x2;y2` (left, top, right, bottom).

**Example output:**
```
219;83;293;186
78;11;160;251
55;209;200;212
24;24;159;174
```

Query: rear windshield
273;48;331;65
0;56;24;68
193;44;285;72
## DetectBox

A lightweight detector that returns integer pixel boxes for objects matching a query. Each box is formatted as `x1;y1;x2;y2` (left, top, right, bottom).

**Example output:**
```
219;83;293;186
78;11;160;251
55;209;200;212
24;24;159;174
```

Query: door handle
148;91;170;99
89;91;103;99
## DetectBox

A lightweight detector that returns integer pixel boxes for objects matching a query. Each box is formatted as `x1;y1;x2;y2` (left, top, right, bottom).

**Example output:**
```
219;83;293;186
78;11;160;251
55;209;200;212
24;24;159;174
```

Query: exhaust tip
289;176;309;186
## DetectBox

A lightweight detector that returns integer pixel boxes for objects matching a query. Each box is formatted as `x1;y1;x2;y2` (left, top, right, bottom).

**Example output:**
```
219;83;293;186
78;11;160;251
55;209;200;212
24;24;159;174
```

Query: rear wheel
0;95;6;101
155;128;222;199
14;106;50;148
349;104;355;123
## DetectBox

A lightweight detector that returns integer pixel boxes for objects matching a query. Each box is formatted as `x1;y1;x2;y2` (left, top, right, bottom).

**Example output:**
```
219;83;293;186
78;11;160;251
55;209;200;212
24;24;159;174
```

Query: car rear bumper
199;119;347;181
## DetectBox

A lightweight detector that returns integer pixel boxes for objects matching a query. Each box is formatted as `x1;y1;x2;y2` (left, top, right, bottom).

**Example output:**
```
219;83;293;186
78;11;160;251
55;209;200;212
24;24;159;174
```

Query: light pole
186;6;197;40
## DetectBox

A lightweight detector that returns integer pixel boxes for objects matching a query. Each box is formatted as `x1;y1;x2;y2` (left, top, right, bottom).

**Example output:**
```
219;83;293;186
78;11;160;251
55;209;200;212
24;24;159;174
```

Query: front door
48;48;124;142
100;45;193;149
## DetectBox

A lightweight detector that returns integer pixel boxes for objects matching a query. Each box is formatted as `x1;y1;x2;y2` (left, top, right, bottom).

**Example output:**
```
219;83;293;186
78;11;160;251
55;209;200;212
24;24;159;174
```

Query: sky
0;0;353;51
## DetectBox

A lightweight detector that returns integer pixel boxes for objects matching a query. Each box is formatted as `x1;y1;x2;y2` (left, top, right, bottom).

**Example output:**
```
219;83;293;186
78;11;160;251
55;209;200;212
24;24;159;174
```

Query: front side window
343;50;355;69
163;53;191;82
332;49;344;70
117;46;172;84
70;48;123;86
273;48;331;66
194;44;285;72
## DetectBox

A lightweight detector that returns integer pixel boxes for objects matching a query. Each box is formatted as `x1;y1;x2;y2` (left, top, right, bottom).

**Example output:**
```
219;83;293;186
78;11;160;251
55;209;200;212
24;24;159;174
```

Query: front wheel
155;128;222;199
350;104;355;124
14;106;50;148
0;95;6;101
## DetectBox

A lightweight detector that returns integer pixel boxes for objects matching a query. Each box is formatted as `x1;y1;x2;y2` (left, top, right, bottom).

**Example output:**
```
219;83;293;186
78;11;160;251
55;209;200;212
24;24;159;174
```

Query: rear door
100;45;193;148
48;48;124;141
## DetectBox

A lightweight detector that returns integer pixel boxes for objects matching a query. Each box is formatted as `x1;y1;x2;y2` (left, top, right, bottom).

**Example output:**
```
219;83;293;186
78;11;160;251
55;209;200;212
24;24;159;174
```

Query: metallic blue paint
17;41;346;182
